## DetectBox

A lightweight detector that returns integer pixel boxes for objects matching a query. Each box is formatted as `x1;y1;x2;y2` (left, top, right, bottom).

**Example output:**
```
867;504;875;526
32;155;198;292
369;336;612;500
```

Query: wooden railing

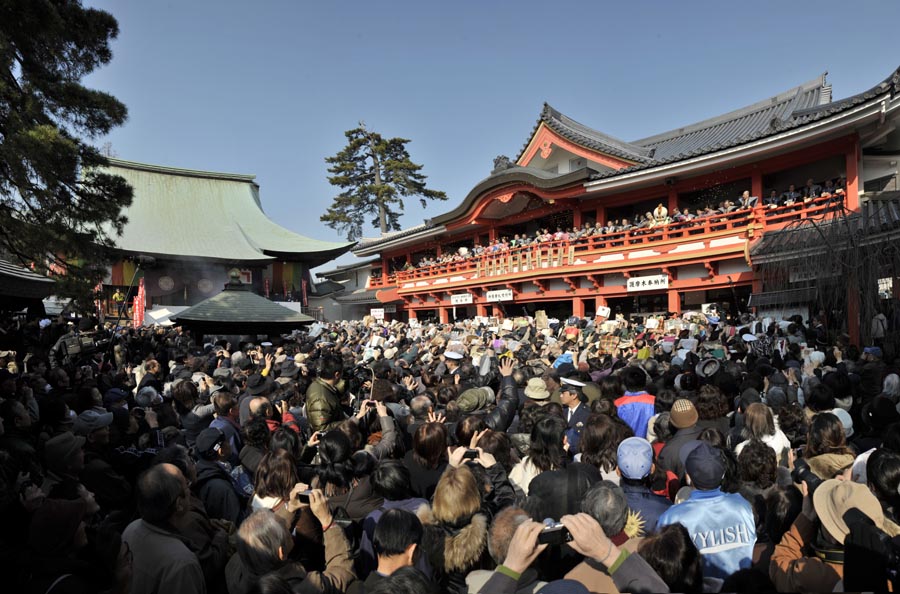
367;195;845;289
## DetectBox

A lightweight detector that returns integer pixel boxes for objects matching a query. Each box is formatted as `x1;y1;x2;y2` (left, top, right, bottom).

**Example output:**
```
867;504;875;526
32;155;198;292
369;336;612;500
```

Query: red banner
264;277;270;298
132;278;145;328
301;278;308;307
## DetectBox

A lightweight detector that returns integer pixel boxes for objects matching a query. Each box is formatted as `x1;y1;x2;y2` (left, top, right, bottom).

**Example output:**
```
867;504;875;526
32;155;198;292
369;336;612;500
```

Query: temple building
99;159;354;318
354;66;900;343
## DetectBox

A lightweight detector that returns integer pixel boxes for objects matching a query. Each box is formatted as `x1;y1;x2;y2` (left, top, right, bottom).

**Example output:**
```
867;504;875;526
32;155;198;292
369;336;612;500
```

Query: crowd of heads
0;303;898;593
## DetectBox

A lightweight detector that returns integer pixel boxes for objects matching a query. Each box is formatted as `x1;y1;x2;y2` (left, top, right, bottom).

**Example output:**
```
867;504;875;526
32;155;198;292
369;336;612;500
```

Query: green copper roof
102;159;354;266
172;279;314;328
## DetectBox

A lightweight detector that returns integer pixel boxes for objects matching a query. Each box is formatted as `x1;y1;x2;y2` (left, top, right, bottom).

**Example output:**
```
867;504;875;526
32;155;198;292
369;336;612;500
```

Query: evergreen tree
0;0;132;309
322;123;447;241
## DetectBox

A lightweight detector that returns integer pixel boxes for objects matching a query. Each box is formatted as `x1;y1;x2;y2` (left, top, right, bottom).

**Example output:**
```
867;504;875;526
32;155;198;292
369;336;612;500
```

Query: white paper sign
645;318;660;329
370;308;385;320
450;293;473;305
596;306;611;318
626;274;669;292
486;289;514;302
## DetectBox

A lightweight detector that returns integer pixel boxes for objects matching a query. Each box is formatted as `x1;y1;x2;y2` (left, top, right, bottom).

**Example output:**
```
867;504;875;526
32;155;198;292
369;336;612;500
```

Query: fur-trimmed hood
416;502;488;573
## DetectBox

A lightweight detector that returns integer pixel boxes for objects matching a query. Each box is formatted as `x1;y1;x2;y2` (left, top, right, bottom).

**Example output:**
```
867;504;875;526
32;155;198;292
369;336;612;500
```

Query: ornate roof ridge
631;73;828;147
105;158;258;183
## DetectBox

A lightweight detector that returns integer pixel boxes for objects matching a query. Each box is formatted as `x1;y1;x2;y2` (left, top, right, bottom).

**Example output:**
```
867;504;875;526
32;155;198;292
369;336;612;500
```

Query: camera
462;449;479;460
538;521;573;545
791;458;823;496
296;490;312;504
365;401;376;408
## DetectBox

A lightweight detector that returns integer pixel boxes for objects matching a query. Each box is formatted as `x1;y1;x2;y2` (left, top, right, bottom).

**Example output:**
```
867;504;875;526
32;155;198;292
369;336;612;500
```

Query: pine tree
322;123;447;241
0;0;133;309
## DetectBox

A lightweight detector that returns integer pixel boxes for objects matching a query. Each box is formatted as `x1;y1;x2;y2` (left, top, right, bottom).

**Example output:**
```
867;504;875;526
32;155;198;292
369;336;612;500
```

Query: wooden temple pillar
572;298;585;318
667;290;681;315
438;307;449;324
751;170;763;202
845;138;860;213
667;188;678;213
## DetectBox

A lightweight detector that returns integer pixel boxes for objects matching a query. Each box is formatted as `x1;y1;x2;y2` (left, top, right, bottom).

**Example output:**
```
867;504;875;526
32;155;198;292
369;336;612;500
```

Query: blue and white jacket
656;488;756;580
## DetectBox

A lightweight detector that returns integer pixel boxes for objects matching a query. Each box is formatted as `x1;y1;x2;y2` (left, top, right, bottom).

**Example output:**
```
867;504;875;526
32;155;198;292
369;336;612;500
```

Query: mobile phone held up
462;449;479;460
296;490;313;504
538;521;573;545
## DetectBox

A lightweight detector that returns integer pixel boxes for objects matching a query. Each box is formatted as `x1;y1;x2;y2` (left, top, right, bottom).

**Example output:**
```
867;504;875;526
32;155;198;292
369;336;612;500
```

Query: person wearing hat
770;478;891;592
657;441;756;580
560;378;590;452
523;377;550;405
657;399;703;479
441;349;464;377
194;427;245;525
41;431;86;495
858;345;886;401
615;366;655;440
74;408;133;512
617;437;672;533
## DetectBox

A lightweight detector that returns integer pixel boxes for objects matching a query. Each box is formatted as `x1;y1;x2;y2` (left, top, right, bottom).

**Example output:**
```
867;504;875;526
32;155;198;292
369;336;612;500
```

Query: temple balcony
367;195;845;294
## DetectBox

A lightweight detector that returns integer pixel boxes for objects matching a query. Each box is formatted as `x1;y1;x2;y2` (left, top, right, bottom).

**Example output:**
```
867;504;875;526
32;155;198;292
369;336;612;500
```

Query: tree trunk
368;133;387;234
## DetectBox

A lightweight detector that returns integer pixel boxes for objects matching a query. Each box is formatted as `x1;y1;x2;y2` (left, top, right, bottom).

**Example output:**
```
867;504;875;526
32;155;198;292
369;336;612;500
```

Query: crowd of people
402;177;845;273
0;305;897;593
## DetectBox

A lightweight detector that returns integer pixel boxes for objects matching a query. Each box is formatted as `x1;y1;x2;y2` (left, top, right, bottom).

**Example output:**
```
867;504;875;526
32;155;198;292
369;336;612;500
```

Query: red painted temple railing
367;195;844;289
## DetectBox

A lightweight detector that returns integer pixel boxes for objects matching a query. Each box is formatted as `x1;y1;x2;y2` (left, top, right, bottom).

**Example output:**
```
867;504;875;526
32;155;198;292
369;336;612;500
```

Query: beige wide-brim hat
813;479;884;544
524;377;550;400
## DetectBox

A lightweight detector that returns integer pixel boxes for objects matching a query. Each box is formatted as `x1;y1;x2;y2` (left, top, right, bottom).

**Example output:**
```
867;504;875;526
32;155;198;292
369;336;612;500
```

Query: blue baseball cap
617;437;653;480
679;440;725;490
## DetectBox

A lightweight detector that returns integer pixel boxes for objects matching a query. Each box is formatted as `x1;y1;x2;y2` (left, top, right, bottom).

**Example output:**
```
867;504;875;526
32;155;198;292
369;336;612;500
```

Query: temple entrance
606;292;670;318
515;300;575;320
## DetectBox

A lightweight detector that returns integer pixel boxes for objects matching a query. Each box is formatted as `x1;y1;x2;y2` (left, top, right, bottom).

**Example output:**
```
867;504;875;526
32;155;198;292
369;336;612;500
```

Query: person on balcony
737;191;757;209
821;179;839;196
802;178;821;200
553;227;569;242
781;184;801;205
653;203;669;225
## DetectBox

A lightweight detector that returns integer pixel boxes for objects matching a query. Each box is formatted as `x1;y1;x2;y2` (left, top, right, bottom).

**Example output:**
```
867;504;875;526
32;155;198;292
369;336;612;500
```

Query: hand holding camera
560;513;619;566
502;520;548;574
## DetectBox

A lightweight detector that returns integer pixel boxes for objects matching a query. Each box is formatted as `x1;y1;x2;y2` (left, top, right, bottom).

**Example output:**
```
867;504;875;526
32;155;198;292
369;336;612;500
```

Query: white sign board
596;305;611;318
626;274;669;292
450;293;473;305
370;308;385;320
486;289;514;302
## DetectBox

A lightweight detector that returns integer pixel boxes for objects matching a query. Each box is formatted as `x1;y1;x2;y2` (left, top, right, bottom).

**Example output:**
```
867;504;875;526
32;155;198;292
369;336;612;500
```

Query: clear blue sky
83;0;899;273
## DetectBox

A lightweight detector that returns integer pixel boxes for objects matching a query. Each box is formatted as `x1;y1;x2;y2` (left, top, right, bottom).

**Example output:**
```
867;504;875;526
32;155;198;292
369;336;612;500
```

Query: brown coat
565;561;620;594
224;523;355;594
769;514;842;593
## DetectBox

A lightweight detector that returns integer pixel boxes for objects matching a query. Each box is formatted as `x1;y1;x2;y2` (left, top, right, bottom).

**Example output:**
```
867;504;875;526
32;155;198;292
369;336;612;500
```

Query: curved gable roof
103;159;354;266
517;103;654;164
